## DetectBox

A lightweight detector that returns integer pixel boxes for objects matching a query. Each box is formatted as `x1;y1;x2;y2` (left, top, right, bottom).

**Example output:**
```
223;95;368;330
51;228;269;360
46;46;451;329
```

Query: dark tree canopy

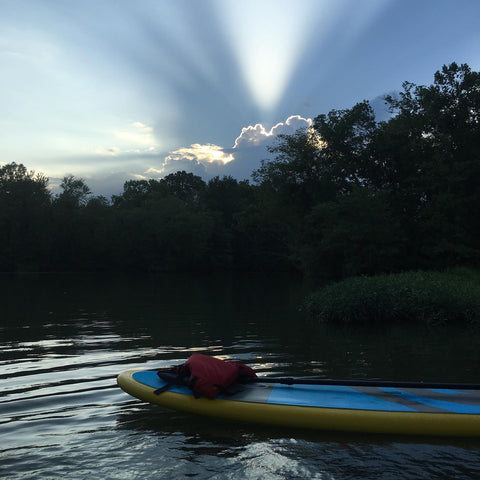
161;171;206;203
0;163;51;270
56;175;92;207
0;162;50;205
252;62;480;277
0;63;479;278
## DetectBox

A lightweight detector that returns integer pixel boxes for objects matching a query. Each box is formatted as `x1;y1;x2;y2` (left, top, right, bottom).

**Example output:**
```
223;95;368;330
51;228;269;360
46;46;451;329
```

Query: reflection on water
1;273;480;479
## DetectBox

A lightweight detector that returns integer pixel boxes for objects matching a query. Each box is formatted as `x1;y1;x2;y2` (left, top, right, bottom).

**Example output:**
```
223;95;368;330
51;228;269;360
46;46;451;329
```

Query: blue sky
1;0;479;196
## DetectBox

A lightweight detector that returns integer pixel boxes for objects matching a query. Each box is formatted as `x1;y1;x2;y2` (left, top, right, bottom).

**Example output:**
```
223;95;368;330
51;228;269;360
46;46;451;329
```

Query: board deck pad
132;371;480;414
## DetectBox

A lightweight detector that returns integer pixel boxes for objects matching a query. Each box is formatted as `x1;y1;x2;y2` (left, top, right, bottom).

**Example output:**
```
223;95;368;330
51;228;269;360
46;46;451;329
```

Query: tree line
1;62;479;279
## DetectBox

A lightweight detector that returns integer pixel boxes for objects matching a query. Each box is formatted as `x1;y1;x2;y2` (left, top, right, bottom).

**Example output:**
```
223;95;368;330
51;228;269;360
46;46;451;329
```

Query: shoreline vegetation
1;62;479;323
302;269;480;325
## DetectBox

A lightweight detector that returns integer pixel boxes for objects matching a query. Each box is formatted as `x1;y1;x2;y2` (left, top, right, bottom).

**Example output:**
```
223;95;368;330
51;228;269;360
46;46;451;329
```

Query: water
1;273;480;479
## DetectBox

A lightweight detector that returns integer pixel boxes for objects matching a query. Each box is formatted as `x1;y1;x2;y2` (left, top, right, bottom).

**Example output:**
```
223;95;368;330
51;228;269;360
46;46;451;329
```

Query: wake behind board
117;369;480;436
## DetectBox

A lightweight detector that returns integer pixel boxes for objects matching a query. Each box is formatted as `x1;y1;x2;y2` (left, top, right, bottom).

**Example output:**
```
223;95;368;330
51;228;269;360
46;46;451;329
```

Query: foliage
0;163;51;271
162;170;206;203
0;62;479;277
303;269;480;325
55;175;92;207
253;62;480;278
0;162;50;204
299;188;407;279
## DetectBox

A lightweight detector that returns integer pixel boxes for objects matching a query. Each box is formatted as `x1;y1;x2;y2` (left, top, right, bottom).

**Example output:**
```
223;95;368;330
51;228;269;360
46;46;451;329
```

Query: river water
1;273;480;479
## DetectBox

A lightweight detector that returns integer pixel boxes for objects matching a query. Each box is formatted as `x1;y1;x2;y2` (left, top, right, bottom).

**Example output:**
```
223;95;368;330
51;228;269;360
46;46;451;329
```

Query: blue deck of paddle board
132;371;480;414
379;387;480;414
267;384;414;411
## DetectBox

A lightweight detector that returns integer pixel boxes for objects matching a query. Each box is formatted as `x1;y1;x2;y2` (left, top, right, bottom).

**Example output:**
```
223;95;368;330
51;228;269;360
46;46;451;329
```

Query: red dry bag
157;353;257;399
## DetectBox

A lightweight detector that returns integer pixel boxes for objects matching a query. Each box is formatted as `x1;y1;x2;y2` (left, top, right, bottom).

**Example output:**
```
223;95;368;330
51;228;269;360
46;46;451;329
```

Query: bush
303;269;480;325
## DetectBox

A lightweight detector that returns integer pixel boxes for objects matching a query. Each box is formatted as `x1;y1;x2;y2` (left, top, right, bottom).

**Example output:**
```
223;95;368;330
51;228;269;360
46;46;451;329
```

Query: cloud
51;114;313;196
144;115;312;181
370;92;396;122
165;143;234;166
146;157;206;178
131;121;153;132
94;121;159;158
234;115;312;148
95;146;121;156
113;121;158;147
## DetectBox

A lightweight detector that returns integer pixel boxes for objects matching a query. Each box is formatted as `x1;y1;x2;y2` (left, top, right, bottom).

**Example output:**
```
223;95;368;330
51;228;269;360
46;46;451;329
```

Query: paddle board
117;369;480;436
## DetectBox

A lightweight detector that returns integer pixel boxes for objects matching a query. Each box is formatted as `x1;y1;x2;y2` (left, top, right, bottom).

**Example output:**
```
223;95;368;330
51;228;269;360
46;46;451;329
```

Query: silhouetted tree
112;179;169;208
161;171;206;203
252;62;480;277
0;163;51;270
55;175;91;208
381;62;480;267
0;162;50;204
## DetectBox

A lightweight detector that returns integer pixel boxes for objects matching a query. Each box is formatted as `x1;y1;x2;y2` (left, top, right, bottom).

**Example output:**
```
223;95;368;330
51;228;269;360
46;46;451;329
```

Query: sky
1;0;479;196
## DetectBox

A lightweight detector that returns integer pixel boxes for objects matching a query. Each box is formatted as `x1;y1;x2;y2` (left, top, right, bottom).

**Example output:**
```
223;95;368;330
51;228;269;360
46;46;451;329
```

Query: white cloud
233;124;272;148
94;121;159;157
234;115;312;148
132;173;148;180
144;115;312;181
131;121;153;132
95;146;121;156
113;122;157;146
165;143;234;166
37;115;313;196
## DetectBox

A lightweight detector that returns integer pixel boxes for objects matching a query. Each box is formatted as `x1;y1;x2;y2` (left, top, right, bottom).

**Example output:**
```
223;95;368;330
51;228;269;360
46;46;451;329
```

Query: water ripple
2;273;480;479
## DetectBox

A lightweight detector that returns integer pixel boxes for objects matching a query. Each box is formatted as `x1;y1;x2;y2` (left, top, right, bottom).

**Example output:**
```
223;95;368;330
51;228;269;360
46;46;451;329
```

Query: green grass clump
303;269;480;325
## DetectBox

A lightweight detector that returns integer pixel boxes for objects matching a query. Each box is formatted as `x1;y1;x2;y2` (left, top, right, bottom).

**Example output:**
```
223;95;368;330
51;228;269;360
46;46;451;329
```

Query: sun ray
214;0;332;112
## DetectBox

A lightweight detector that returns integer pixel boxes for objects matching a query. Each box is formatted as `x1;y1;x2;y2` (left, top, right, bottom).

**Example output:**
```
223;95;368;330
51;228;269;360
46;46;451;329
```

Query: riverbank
303;268;480;326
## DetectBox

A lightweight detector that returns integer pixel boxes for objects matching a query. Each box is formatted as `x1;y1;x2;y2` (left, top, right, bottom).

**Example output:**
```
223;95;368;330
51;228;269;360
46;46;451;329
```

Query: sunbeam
214;0;331;113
